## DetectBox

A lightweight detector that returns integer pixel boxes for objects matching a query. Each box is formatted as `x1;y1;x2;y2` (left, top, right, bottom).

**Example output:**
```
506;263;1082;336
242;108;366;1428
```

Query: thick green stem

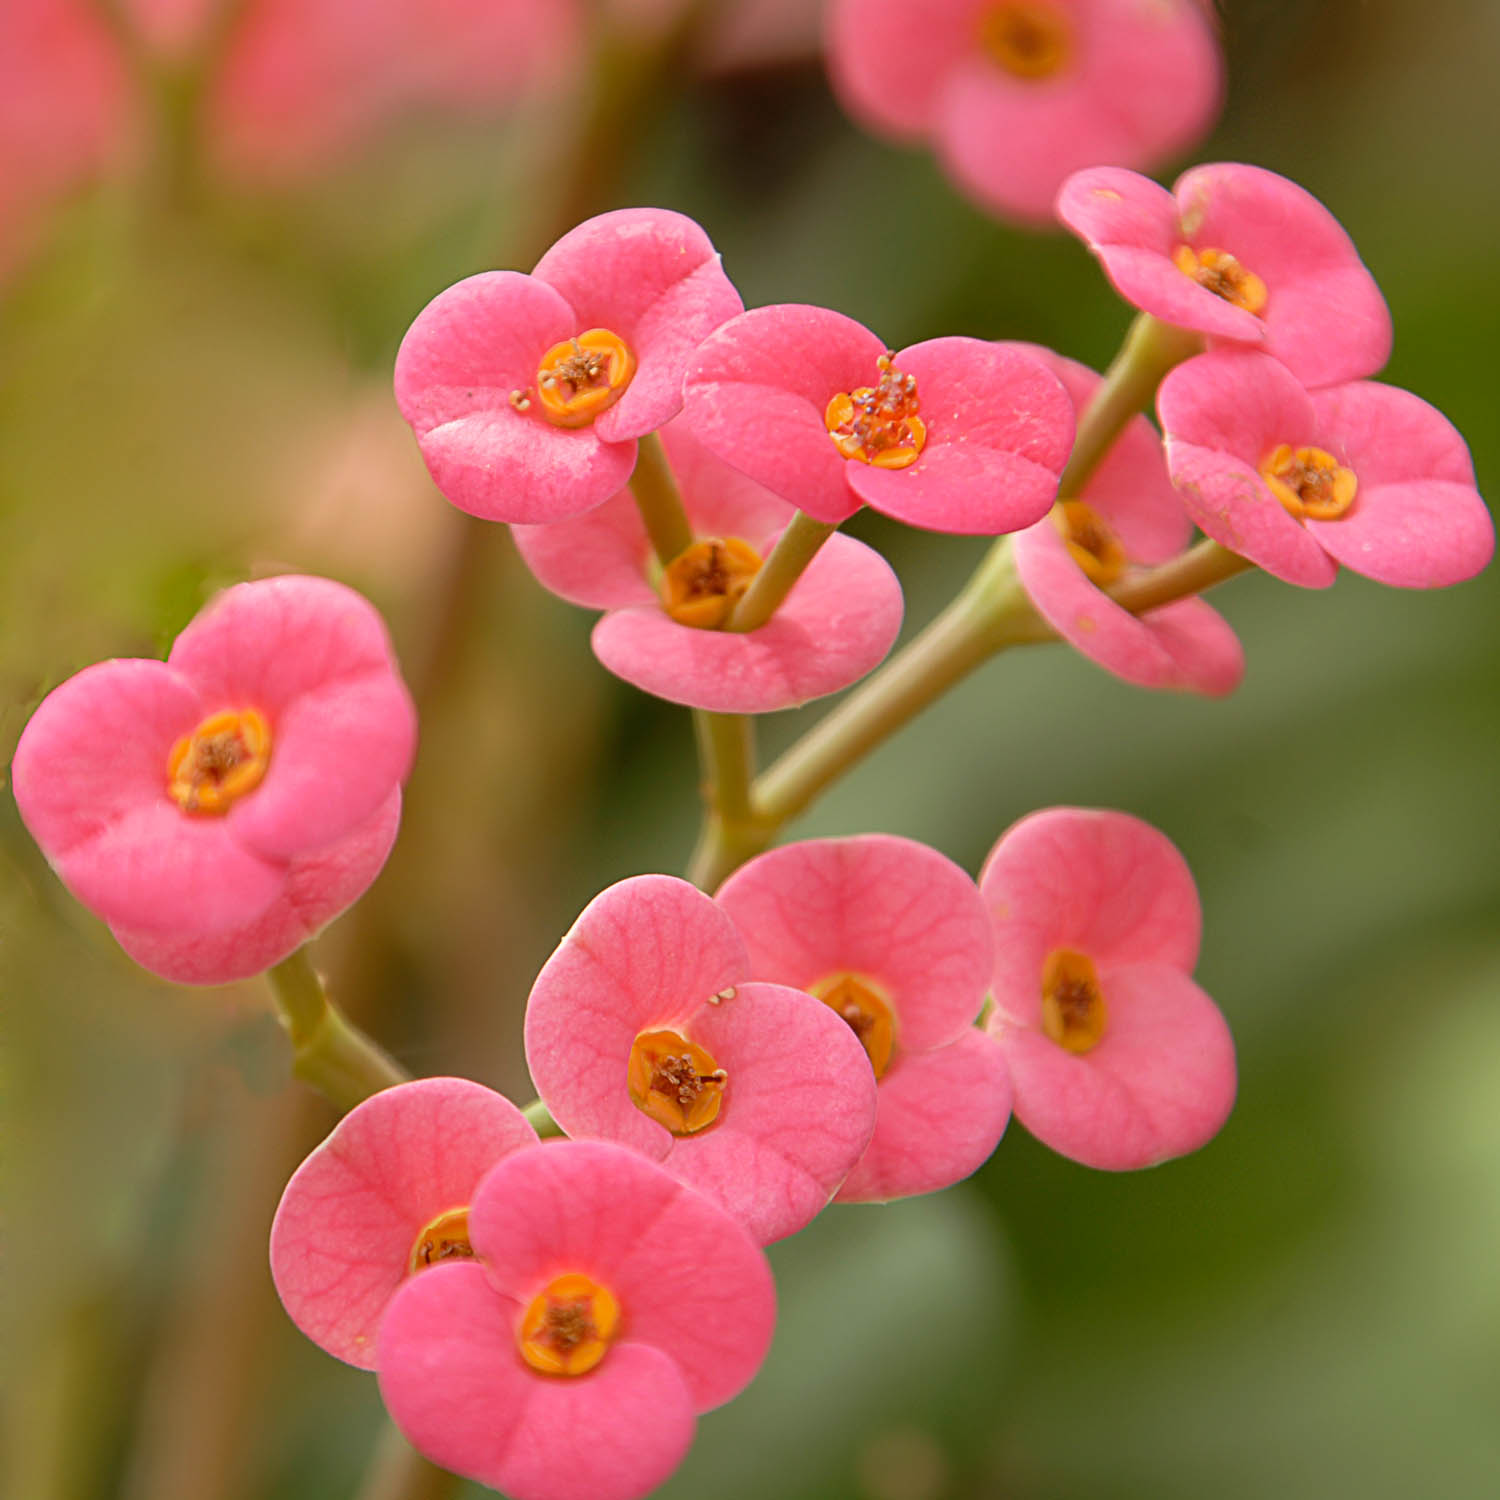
1107;539;1256;612
630;431;694;567
522;1098;566;1139
725;512;839;633
687;710;763;891
265;950;408;1112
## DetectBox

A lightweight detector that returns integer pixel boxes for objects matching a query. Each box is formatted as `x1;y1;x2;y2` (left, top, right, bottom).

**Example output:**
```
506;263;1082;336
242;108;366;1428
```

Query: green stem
725;512;839;633
630;431;694;567
1107;538;1256;612
265;950;408;1112
522;1098;566;1139
687;710;763;891
352;1424;462;1500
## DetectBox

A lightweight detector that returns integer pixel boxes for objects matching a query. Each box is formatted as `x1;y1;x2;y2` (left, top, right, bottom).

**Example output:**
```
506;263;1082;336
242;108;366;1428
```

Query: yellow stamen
518;1272;620;1377
825;353;926;469
977;1;1073;79
534;328;636;429
1053;500;1129;586
407;1207;474;1275
1040;948;1108;1055
166;708;271;815
1259;443;1358;521
627;1029;728;1135
659;537;764;629
808;973;896;1079
1172;245;1268;315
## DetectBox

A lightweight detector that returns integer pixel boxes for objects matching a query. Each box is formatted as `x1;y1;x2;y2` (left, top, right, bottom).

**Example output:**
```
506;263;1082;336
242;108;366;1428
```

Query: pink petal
1136;597;1246;697
378;1262;696;1500
511;489;658;610
1310;380;1477;488
660;415;797;541
659;982;878;1243
270;1077;537;1369
1307;481;1494;589
823;0;977;138
468;1141;775;1411
523;875;748;1159
714;834;994;1050
532;209;744;444
843;338;1072;534
681;303;888;521
836;1028;1012;1203
991;962;1236;1171
980;806;1202;1000
590;530;902;713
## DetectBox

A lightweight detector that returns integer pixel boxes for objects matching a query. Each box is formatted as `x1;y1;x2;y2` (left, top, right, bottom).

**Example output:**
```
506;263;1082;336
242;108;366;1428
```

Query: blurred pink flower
682;304;1073;532
1008;344;1244;694
11;575;417;984
715;835;1012;1203
979;807;1236;1170
1058;163;1393;388
271;1077;537;1370
396;210;743;525
512;418;905;712
826;0;1222;224
1158;350;1494;589
378;1140;776;1500
523;874;878;1243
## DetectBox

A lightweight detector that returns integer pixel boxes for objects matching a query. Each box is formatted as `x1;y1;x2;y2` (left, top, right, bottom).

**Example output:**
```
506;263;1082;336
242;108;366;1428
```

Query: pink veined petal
511;489;658;610
1251;265;1393;388
681;304;889;521
658;981;878;1243
523;875;748;1157
377;1262;697;1500
591;529;903;714
12;658;204;864
659;415;797;543
1136;596;1246;697
111;790;402;985
1307;481;1495;589
167;575;403;720
468;1141;775;1412
270;1077;538;1370
843;338;1072;534
714;834;994;1050
1056;165;1185;259
1311;380;1477;489
225;668;416;860
980;806;1202;998
836;1027;1011;1204
991;961;1236;1171
823;0;980;138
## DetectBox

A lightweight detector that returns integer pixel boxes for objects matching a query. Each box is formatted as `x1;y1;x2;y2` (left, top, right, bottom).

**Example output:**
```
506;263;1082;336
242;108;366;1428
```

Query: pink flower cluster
267;815;1235;1497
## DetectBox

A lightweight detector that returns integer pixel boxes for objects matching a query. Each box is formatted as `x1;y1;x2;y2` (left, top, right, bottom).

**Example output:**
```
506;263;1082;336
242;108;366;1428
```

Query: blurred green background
3;1;1497;1497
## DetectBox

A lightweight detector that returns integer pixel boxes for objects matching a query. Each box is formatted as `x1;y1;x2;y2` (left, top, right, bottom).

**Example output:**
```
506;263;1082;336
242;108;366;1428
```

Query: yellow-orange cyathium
659;537;764;629
518;1272;621;1376
166;708;271;815
977;0;1073;79
1173;245;1268;315
535;329;636;428
628;1030;729;1134
1040;947;1108;1054
1260;443;1357;521
808;973;896;1078
407;1206;474;1275
1053;500;1129;585
825;354;926;469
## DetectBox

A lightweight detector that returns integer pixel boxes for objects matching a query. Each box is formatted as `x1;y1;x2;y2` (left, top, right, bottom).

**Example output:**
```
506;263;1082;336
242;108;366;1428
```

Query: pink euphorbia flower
511;419;904;712
1158;350;1494;589
396;209;743;526
682;305;1073;533
1057;163;1393;388
715;835;1011;1203
524;874;879;1243
979;807;1235;1171
11;575;417;985
826;0;1222;225
1007;344;1243;694
271;1077;538;1369
377;1140;776;1500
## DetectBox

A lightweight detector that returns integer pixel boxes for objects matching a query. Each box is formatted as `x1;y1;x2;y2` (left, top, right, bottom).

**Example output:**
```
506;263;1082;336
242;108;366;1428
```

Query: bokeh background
3;1;1498;1497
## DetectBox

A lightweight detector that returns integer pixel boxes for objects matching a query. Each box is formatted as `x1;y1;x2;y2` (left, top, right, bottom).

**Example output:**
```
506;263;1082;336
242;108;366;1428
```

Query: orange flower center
808;973;896;1078
977;1;1073;79
1053;500;1129;586
166;708;271;815
1259;443;1358;521
825;354;926;469
1040;948;1108;1054
659;536;764;629
518;1272;620;1377
532;328;636;428
627;1029;728;1135
407;1206;475;1275
1172;245;1268;315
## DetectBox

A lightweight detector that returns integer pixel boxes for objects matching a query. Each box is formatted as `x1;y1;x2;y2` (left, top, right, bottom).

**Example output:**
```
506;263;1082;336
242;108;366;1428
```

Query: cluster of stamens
407;1207;474;1275
1173;245;1268;315
166;708;271;815
518;1272;620;1377
809;973;896;1078
1259;444;1358;521
527;327;636;428
825;354;927;469
628;1029;729;1134
1040;948;1108;1054
659;536;764;630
